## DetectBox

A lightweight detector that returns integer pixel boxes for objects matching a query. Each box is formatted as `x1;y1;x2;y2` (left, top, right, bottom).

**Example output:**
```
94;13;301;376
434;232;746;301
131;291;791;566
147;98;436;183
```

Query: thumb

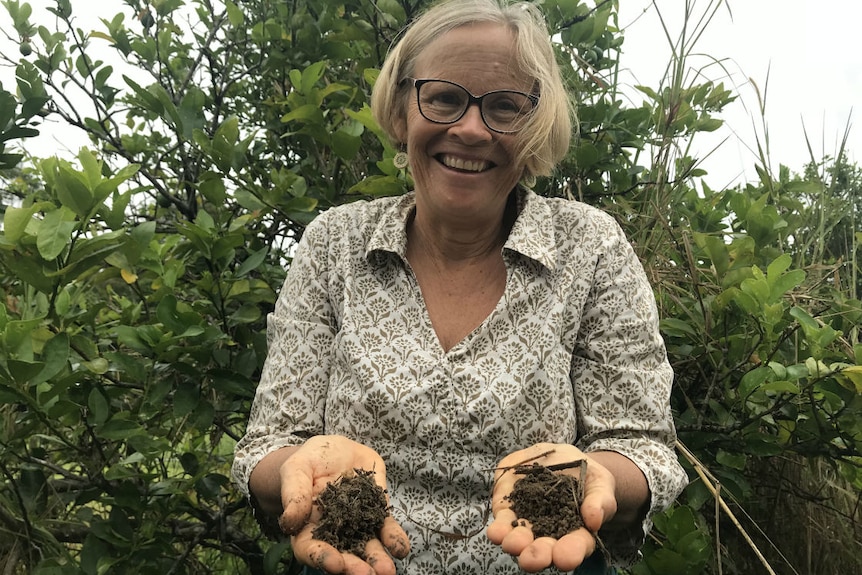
580;465;616;533
278;462;315;535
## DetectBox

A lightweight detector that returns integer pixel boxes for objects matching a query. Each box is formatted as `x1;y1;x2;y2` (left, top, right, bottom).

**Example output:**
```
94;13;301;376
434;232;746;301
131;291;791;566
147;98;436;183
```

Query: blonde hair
371;0;574;179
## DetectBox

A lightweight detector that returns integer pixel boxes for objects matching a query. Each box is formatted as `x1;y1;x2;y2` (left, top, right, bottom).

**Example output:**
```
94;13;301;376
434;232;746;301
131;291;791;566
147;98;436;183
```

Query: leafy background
0;1;860;574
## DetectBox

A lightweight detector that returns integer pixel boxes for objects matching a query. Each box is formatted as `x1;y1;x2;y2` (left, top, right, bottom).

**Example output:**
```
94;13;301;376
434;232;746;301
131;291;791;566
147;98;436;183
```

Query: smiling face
402;22;532;227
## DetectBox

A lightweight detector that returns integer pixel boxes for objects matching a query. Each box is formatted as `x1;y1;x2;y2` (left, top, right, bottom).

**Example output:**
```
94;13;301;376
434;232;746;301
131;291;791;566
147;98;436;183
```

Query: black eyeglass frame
408;78;539;134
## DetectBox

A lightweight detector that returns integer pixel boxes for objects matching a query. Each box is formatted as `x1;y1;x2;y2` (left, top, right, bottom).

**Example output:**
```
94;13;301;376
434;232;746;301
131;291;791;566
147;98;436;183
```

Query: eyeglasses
409;78;538;134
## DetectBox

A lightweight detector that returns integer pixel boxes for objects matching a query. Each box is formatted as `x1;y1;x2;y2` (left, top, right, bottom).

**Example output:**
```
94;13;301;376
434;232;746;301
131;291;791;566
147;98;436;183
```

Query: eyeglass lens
416;80;535;133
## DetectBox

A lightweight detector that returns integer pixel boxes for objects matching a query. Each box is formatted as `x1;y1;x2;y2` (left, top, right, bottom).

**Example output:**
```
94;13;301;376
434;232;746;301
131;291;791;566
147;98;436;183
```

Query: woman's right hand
277;435;410;575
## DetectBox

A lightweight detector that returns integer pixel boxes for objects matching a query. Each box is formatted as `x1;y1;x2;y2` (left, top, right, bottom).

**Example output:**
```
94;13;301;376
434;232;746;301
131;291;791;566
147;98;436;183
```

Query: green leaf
332;128;362;160
300;61;327;95
77;149;103;189
199;175;227;204
263;542;292;575
2;250;54;292
282;196;318;213
32;332;69;385
789;306;819;330
348;175;406;197
346;105;385;142
235;247;268;277
288;69;302;92
575;142;599;169
693;232;730;279
0;383;30;404
156;295;202;336
83;358;109;375
660;318;698;338
769;269;805;301
96;417;145;440
88;388;110;424
229;303;261;325
837;365;862;393
209;369;255;398
212;116;239;171
8;359;44;384
760;380;799;394
195;473;229;501
36;206;77;260
281;104;324;124
55;164;95;217
716;449;747;470
48;229;126;280
3;204;39;242
123;75;163;114
225;1;244;26
174;381;200;417
5;316;44;355
739;366;771;399
743;434;783;456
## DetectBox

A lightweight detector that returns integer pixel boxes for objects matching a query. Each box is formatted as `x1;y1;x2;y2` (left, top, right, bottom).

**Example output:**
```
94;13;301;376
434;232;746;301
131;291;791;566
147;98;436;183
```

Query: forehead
413;22;531;92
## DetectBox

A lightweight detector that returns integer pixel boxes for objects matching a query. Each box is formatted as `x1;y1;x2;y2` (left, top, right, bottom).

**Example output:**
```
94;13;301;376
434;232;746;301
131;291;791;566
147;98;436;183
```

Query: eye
422;84;467;112
486;92;532;119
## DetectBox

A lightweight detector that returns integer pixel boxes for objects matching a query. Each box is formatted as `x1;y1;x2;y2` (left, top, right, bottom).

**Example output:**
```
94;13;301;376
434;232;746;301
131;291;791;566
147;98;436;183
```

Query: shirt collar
366;188;558;271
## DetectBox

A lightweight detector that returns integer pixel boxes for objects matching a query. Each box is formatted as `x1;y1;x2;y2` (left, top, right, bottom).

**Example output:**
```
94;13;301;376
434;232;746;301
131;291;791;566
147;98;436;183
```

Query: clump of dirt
311;468;389;558
506;462;585;539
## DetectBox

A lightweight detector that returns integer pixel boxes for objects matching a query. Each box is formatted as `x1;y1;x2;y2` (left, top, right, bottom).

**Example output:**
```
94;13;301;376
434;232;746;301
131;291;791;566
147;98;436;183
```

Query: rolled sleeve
231;219;337;497
572;218;688;565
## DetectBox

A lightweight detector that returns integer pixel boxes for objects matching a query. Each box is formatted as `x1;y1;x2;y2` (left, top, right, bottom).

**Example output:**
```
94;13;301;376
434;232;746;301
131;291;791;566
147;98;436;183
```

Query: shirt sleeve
571;215;688;566
231;215;337;498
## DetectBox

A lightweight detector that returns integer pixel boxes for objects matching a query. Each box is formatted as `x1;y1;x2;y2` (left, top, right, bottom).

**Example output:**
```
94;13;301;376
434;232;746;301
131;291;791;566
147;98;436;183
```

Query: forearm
248;445;302;516
587;450;649;529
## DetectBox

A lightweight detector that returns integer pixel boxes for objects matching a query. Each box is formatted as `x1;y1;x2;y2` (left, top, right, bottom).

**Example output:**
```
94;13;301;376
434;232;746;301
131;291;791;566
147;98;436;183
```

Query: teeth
440;154;490;172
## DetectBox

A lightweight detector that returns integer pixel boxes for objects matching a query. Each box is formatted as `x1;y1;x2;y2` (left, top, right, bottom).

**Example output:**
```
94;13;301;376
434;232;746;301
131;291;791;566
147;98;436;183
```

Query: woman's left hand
486;443;617;573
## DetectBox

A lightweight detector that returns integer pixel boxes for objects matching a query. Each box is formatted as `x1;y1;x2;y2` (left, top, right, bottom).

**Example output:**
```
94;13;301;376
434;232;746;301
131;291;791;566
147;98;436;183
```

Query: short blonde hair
371;0;574;179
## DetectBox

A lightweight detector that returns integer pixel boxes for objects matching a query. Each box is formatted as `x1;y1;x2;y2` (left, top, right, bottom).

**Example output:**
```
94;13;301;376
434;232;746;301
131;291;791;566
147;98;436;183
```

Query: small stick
489;449;557;474
512;459;586;474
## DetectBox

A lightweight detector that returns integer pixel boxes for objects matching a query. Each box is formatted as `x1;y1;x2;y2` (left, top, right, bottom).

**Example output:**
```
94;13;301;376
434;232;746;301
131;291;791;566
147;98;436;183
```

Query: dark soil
311;468;389;558
506;462;585;539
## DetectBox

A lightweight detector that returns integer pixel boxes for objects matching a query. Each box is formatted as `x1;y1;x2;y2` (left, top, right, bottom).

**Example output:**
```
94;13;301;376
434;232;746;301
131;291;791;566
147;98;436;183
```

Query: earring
393;145;409;170
521;172;537;189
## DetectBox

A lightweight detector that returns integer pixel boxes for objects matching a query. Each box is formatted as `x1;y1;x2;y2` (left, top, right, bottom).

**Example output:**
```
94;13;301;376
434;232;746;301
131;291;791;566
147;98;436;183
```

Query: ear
392;114;408;145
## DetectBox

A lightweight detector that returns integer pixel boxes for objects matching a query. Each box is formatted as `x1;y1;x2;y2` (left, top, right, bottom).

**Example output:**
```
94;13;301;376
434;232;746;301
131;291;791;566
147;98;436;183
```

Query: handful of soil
311;468;389;558
506;462;585;539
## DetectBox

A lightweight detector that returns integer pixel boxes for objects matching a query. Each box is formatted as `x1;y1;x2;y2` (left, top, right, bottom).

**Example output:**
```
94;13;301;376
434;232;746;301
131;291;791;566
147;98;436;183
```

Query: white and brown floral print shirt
232;189;687;573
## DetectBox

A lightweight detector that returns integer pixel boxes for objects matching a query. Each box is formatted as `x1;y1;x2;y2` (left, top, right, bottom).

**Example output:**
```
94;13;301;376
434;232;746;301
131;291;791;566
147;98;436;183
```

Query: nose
450;103;492;141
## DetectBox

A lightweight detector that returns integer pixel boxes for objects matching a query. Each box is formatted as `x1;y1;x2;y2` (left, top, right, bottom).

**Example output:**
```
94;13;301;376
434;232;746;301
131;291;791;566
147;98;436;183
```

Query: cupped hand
278;435;410;575
486;443;616;573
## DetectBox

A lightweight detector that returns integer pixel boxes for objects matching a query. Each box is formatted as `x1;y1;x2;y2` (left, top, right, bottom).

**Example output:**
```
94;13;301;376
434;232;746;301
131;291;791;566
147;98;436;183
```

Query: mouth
437;154;494;173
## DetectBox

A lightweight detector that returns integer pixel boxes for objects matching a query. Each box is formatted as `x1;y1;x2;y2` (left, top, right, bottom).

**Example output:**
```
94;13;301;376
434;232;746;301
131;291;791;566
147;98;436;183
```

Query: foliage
0;0;860;574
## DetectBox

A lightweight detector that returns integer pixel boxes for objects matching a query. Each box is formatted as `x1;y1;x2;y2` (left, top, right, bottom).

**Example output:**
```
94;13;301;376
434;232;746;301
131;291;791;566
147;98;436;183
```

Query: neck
408;191;516;265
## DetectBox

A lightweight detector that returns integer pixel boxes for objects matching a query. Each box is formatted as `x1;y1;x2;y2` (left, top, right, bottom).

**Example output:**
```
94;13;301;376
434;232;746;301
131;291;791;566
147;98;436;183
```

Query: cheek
404;106;425;137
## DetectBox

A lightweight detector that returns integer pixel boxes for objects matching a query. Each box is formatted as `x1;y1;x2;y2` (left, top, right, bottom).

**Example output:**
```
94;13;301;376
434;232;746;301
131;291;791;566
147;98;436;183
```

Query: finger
580;465;615;533
486;507;517;544
379;516;410;559
500;522;534;556
517;536;555;573
291;530;346;574
279;464;315;535
340;552;376;575
361;538;397;575
552;528;596;572
580;492;608;533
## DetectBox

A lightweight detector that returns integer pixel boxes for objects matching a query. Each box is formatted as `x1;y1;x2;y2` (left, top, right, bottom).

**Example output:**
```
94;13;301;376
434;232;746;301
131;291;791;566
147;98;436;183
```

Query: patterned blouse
232;189;688;573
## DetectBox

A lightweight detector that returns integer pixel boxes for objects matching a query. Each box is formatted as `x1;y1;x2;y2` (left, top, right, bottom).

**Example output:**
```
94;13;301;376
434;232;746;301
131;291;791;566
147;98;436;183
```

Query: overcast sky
618;0;861;186
2;0;859;188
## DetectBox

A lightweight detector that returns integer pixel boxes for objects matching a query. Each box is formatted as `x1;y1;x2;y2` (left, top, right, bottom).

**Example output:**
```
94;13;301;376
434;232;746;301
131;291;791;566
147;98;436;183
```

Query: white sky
1;0;860;188
618;0;861;186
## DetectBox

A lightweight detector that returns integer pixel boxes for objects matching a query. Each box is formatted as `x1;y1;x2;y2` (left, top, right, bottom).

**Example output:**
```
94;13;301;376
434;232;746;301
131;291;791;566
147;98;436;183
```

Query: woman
231;1;687;574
